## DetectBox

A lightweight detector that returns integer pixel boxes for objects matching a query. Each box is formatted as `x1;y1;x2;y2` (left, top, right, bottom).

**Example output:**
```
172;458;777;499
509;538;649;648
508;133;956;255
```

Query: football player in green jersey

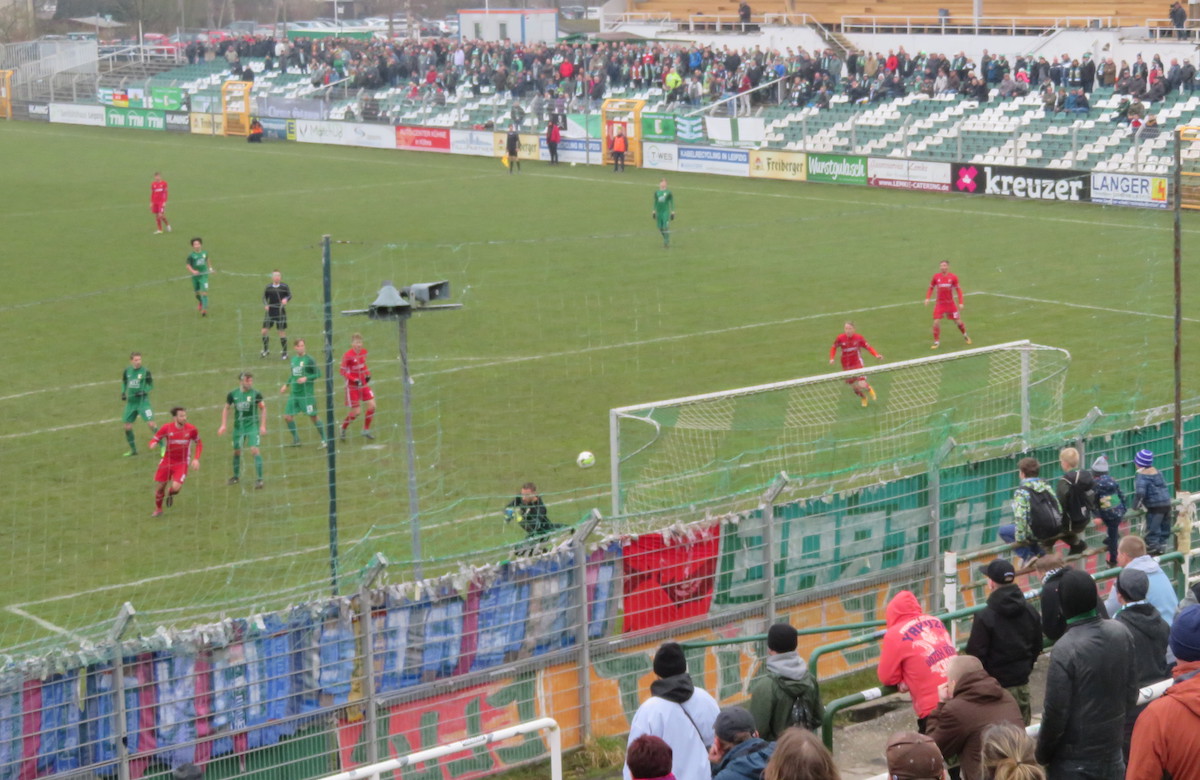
219;372;267;488
121;351;156;456
186;237;212;316
652;178;675;248
280;338;325;447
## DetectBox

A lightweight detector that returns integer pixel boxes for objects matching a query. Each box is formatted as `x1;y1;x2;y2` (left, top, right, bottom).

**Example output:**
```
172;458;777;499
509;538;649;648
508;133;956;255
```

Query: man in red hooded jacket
1127;605;1200;780
877;590;957;732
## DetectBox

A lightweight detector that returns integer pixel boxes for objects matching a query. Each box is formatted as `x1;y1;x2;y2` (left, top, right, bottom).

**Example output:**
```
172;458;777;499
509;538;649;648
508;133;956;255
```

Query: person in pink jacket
877;591;957;732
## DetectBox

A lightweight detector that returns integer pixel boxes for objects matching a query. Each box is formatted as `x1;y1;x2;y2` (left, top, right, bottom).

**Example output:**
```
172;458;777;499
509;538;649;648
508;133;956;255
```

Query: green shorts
122;399;153;425
656;215;671;230
286;394;317;417
191;274;209;293
232;429;261;450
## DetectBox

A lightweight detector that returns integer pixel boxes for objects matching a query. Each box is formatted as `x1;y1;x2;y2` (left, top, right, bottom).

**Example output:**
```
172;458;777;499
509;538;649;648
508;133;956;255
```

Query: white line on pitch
976;291;1200;324
5;606;81;639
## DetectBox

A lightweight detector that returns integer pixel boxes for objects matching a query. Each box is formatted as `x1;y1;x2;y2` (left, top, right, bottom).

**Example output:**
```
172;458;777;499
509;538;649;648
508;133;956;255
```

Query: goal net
609;341;1070;516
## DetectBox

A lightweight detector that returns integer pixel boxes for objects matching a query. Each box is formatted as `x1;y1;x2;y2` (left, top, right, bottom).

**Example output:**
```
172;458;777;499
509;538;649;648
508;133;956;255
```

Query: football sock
155;492;164;510
125;430;137;453
254;455;263;479
311;417;323;437
281;337;288;353
200;294;208;311
957;321;967;334
287;419;299;442
232;454;241;479
262;335;269;351
341;417;353;432
364;409;374;431
933;324;941;341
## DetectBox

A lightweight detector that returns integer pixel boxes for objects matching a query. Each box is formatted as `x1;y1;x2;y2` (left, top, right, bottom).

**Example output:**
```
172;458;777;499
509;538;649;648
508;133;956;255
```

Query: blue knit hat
1135;449;1154;468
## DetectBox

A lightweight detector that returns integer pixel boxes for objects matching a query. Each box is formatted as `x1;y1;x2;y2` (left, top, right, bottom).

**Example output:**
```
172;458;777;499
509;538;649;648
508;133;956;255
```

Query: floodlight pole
1173;129;1184;494
397;311;423;580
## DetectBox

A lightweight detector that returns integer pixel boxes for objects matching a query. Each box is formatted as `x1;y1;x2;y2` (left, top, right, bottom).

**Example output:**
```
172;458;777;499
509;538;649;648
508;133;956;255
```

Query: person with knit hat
885;732;945;780
709;706;775;780
1089;454;1127;566
1113;566;1170;763
1127;605;1200;780
624;642;720;780
748;623;823;740
965;559;1042;724
1036;569;1138;778
924;655;1024;780
1133;449;1172;555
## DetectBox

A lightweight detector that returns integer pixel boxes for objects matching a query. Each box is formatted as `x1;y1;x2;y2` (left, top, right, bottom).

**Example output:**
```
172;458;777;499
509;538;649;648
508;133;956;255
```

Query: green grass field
0;119;1193;651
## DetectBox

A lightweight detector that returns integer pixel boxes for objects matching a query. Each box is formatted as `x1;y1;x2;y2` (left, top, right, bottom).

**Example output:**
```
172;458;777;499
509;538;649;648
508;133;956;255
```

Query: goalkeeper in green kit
652;178;675;248
219;371;266;488
280;338;326;447
121;351;156;456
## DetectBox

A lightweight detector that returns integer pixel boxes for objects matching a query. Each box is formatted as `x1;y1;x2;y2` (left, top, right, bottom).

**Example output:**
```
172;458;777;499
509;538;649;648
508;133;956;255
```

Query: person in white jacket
624;642;720;780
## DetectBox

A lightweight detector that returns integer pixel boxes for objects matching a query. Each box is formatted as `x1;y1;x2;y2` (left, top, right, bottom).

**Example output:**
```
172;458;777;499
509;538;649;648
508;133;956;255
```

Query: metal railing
839;15;1116;33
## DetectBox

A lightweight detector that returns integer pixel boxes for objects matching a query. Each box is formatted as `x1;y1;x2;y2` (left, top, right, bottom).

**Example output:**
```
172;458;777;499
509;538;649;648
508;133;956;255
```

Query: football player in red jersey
150;172;171;235
339;333;376;441
925;260;970;349
148;406;202;516
830;321;883;407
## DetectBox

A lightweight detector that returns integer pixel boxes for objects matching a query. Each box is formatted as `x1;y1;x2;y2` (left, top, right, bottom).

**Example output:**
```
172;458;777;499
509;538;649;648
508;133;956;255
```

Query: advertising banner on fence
106;106;165;131
150;86;185;111
674;116;705;143
492;132;541;160
749;149;806;181
49;103;104;127
24;102;49;122
868;158;951;192
189;112;224;135
677;145;749;177
260;117;295;141
544;137;602;164
163;111;190;133
806;153;868;185
642;112;677;142
1090;172;1169;209
450;128;496;157
642;141;679;171
396;125;450;152
295;120;394;149
952;163;1088;201
705;117;765;145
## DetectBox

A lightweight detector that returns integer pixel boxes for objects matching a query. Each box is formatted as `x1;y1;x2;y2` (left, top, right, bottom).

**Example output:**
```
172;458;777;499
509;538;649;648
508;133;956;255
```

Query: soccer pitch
0;119;1192;650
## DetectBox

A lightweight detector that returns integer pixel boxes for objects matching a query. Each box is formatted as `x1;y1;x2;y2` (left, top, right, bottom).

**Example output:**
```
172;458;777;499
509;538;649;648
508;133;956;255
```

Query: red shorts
844;375;866;386
345;385;375;407
151;202;167;215
154;461;188;484
933;303;959;320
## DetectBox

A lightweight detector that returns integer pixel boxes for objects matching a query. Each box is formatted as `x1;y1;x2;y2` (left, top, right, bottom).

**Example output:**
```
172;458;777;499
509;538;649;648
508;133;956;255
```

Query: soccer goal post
609;340;1071;516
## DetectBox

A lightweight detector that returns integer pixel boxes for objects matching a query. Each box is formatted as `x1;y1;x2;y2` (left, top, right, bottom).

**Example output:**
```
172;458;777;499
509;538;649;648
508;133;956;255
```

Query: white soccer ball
576;450;596;469
571;162;577;167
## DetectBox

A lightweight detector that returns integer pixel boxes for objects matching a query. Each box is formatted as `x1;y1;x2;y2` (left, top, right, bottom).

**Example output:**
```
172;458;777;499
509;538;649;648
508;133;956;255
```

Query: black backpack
1018;485;1063;540
1063;471;1100;521
777;679;819;731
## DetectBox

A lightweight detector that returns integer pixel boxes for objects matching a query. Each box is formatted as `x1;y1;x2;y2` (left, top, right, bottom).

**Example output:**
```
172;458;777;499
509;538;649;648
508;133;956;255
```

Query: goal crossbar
611;340;1049;414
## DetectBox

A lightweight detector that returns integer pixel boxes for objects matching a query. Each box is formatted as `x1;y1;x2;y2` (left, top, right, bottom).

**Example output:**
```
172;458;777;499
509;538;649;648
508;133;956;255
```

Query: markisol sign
806;154;867;185
1090;172;1169;209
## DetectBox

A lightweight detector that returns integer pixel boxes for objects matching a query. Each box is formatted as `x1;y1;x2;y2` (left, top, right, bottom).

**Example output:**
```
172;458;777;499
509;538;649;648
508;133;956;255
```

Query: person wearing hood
1103;535;1176;626
1127;605;1200;779
748;623;823;739
964;559;1042;724
1133;449;1172;556
1113;567;1171;763
709;706;775;780
1036;569;1137;778
878;591;957;731
624;642;720;780
924;656;1024;780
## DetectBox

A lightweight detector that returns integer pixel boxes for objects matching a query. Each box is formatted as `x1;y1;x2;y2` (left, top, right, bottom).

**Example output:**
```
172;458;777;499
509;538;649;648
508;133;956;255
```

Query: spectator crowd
622;446;1196;780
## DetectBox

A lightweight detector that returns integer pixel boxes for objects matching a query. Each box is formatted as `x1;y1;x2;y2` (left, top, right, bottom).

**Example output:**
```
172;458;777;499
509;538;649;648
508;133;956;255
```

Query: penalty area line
976;291;1200;324
4;606;81;640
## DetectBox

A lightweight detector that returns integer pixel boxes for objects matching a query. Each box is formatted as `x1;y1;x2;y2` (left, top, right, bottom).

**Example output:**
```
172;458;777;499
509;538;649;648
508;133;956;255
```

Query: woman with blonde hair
980;723;1044;780
763;728;840;780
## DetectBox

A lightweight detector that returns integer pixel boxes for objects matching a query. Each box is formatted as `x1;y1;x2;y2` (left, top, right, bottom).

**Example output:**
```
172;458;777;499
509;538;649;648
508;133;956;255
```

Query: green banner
105;106;166;131
641;112;676;142
566;113;602;139
150;86;185;111
806;153;867;186
286;28;374;40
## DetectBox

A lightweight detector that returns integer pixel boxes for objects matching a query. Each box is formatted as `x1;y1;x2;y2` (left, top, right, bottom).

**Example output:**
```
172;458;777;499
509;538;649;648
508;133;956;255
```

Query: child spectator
1134;449;1172;555
1090;455;1127;566
627;735;675;780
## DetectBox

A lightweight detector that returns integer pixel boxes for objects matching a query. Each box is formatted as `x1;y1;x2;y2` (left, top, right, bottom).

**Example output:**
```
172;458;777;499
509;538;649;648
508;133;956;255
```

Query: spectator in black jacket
1035;553;1110;642
1113;567;1171;763
1035;569;1138;779
965;559;1042;725
1056;447;1094;555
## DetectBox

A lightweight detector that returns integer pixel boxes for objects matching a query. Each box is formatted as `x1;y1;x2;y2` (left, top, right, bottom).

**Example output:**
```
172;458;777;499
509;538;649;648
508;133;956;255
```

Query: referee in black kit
261;270;291;358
